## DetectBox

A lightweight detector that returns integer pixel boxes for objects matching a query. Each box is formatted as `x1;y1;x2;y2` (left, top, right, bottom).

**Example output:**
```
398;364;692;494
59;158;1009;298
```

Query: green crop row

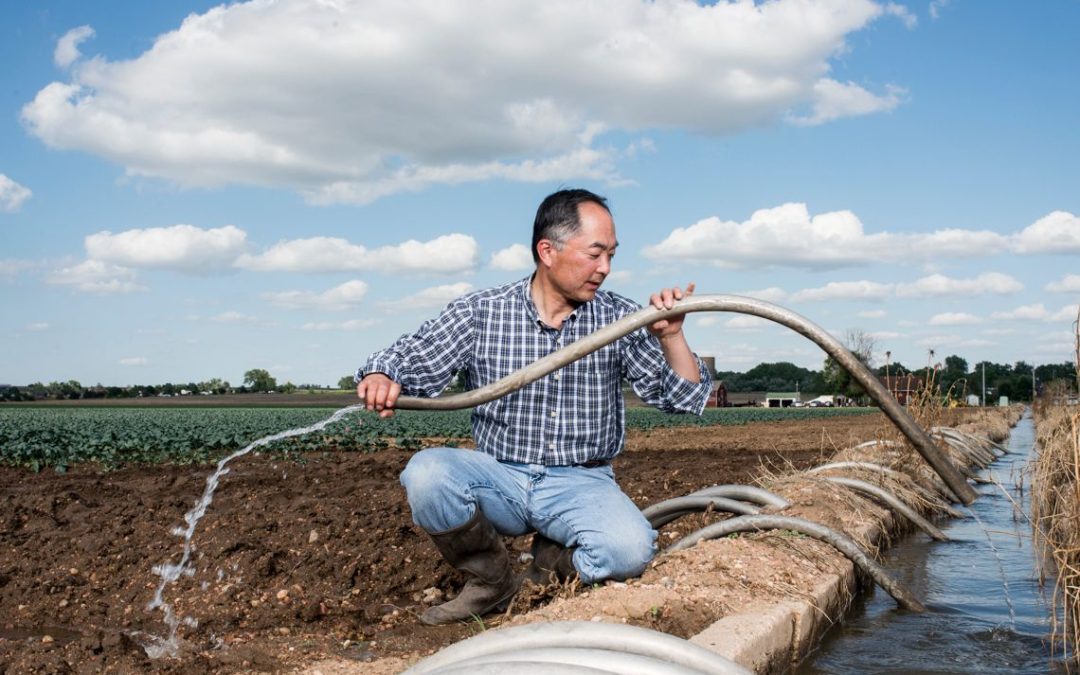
0;405;875;471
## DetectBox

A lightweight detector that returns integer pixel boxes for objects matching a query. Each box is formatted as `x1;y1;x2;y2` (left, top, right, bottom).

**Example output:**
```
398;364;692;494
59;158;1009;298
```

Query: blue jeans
400;447;657;584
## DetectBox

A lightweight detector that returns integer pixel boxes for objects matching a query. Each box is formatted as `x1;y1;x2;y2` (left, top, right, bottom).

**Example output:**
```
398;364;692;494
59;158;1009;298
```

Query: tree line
3;356;1076;404
0;369;330;402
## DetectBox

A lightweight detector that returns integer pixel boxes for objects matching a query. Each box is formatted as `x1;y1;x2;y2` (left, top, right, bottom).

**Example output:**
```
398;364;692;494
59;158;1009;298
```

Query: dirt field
0;413;893;673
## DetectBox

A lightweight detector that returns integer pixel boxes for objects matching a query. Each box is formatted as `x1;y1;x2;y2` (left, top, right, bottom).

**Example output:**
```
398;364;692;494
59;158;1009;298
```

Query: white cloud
209;311;260;323
1;258;38;279
54;25;95;68
788;79;905;127
991;304;1079;324
991;304;1049;321
790;280;893;303
724;316;771;331
264;280;369;311
301;318;381;331
883;3;918;29
25;322;50;332
928;312;983;326
489;244;533;272
379;282;474;312
929;0;951;20
738;287;789;303
0;174;33;213
86;224;247;273
236;233;477;274
1050;304;1080;322
858;309;887;319
1012;211;1080;254
642;203;1007;270
46;260;146;294
896;272;1023;298
1045;274;1080;293
868;330;902;340
21;0;903;203
119;356;148;366
914;335;993;350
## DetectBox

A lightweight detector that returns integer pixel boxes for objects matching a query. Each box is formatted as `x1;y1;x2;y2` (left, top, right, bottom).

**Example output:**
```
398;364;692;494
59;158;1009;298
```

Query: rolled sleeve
622;330;711;414
356;299;474;397
658;355;712;415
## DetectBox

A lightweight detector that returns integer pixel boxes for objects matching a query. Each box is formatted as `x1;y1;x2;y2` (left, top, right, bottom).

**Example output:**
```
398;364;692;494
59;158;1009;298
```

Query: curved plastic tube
667;515;926;612
687;484;790;509
403;620;752;675
819;476;948;541
643;496;761;529
807;462;965;518
426;663;612;675
383;295;976;504
433;647;717;675
932;428;995;467
934;427;1007;457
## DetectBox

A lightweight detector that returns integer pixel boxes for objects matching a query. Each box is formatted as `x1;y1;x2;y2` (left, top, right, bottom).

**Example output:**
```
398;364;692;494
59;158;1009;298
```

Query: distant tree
199;378;228;395
939;355;969;399
278;381;297;394
1036;362;1080;394
741;362;818;393
823;330;876;402
337;375;357;390
243;368;277;393
874;361;912;377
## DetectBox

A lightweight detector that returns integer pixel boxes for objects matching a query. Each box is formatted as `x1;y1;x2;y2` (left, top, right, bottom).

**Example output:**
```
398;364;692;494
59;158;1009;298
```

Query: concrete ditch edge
688;518;884;674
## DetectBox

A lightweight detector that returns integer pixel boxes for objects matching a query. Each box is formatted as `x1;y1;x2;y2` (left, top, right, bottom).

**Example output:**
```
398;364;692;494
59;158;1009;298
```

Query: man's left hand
647;283;694;339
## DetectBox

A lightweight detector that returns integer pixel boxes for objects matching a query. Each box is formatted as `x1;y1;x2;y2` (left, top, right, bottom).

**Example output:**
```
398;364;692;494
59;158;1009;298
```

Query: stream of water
798;412;1068;674
134;403;366;659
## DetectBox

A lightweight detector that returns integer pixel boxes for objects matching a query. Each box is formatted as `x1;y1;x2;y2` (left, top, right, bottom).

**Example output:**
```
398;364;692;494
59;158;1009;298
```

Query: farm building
764;391;800;408
706;381;728;408
882;374;925;406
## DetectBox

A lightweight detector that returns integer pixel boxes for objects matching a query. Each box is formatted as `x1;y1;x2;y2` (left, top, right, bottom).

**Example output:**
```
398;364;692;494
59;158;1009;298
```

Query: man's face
547;201;618;304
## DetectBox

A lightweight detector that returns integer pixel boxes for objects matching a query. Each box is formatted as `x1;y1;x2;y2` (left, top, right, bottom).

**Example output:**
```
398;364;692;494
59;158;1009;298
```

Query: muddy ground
0;413;894;674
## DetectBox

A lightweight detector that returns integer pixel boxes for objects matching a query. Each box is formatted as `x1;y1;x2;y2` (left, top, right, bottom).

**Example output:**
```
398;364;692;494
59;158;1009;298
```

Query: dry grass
1031;382;1080;662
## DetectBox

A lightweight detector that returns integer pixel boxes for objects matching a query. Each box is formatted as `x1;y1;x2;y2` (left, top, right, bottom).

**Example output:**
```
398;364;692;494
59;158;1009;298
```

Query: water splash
138;403;366;658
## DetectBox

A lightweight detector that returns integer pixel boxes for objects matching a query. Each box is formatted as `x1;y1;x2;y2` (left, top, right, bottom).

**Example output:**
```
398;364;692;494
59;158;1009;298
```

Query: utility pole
1074;306;1080;398
981;362;986;407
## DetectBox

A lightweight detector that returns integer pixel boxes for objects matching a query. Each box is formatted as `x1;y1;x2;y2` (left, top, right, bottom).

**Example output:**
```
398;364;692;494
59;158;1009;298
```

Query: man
356;188;711;625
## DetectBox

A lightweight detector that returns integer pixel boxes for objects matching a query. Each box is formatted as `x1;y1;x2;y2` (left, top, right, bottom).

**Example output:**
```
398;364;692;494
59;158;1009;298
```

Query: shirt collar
520;274;585;329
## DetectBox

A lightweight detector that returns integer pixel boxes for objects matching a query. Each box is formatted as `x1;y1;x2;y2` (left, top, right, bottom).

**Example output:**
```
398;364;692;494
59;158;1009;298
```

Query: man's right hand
356;373;401;418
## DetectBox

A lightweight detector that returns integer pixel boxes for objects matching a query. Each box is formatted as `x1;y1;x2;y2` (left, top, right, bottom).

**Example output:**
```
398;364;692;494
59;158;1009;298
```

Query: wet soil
0;413;891;673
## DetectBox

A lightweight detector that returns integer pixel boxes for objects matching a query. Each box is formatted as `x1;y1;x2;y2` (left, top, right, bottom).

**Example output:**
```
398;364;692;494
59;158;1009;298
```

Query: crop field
0;408;897;673
0;405;876;470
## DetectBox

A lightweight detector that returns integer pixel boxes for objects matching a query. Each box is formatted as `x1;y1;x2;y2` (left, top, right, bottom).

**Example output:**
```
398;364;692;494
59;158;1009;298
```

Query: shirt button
548;443;555;450
554;374;561;380
550;411;557;417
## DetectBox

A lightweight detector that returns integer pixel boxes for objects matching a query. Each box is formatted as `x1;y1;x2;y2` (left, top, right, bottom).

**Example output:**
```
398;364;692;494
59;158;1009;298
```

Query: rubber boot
419;510;519;625
523;533;577;586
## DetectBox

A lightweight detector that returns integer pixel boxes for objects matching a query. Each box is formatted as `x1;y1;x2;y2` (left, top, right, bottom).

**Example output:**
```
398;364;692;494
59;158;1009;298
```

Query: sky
2;0;1079;388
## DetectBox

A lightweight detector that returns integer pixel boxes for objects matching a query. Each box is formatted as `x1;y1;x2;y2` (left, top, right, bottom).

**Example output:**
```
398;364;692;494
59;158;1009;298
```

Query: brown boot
523;533;577;586
419;510;519;625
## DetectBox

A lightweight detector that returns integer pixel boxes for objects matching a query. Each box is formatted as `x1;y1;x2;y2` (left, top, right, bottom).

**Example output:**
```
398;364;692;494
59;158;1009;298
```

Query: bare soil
0;413;892;673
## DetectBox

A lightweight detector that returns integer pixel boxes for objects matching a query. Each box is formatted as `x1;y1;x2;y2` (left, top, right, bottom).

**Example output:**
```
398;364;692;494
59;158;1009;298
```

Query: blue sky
2;0;1078;388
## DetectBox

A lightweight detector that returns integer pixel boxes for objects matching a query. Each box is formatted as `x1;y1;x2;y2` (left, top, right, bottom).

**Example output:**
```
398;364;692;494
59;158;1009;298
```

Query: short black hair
531;188;610;264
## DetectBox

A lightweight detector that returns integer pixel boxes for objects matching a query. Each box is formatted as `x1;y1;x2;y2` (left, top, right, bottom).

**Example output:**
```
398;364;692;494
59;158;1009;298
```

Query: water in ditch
798;412;1069;674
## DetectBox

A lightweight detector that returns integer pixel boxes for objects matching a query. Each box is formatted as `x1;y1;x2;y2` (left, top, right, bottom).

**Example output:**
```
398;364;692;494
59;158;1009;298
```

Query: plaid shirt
359;276;711;466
